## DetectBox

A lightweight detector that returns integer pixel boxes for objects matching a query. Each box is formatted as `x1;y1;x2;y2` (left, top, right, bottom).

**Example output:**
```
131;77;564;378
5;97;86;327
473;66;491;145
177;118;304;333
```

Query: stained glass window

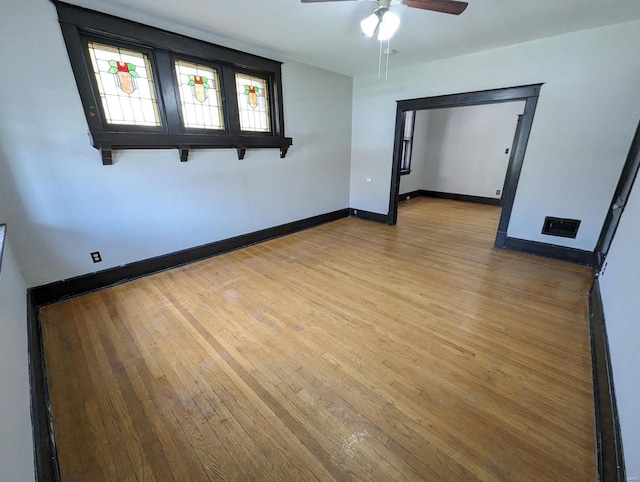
58;3;292;163
87;42;161;126
235;73;270;133
174;60;224;130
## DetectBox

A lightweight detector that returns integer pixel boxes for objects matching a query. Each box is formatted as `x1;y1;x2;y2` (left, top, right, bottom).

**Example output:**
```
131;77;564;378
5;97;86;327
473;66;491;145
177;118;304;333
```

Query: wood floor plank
41;198;596;481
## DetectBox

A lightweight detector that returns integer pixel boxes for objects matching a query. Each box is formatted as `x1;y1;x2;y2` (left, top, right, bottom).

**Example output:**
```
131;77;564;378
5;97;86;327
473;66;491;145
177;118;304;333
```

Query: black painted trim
30;209;349;307
595;118;640;270
420;190;500;206
398;190;423;202
501;236;595;266
589;278;627;481
0;224;6;272
398;190;500;205
27;291;61;482
349;208;390;225
2;228;57;482
399;84;542;110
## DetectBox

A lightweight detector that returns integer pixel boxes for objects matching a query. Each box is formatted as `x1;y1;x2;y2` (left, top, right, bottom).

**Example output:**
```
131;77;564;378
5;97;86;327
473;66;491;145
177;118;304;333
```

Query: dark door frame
594;118;640;270
387;84;542;248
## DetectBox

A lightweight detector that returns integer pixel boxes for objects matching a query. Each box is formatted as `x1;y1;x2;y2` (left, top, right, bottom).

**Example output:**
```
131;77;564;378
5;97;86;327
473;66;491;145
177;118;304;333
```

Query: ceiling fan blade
402;0;468;15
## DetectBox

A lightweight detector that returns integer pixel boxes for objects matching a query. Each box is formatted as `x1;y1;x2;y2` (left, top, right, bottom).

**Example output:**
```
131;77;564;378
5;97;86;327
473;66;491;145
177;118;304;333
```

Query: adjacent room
1;0;639;480
396;100;526;248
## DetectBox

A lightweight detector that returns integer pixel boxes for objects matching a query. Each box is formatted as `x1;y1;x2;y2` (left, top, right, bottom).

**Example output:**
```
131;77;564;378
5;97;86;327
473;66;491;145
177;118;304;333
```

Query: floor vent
542;217;581;239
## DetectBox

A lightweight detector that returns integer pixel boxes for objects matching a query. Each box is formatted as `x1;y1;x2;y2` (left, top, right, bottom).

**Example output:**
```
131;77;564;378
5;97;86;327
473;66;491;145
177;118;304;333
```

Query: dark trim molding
422;190;500;206
501;236;595;266
349;208;390;224
401;190;501;206
27;292;61;482
589;278;626;481
30;209;349;307
595;118;640;270
398;190;423;202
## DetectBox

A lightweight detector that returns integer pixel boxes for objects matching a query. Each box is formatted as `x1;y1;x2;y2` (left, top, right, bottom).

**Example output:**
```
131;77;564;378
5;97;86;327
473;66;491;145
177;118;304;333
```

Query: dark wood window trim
54;1;292;165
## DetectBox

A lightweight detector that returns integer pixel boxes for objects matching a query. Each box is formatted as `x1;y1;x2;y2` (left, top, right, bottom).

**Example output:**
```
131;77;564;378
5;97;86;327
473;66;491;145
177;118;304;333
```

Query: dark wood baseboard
398;190;501;206
421;190;501;206
27;291;61;482
349;208;390;224
501;236;595;266
397;190;423;202
30;209;349;307
589;278;626;482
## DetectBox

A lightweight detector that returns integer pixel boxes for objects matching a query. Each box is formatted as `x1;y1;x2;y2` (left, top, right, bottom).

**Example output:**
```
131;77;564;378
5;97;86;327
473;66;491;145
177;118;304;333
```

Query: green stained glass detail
235;73;270;132
86;41;161;126
174;60;224;128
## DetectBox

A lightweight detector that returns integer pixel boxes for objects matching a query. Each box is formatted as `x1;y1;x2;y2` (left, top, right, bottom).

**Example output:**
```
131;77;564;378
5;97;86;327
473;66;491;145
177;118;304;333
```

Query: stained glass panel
235;73;270;133
174;60;224;130
87;42;162;126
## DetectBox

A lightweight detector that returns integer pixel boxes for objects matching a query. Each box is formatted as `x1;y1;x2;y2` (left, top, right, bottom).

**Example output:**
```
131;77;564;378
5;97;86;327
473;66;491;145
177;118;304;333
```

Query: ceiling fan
301;0;468;41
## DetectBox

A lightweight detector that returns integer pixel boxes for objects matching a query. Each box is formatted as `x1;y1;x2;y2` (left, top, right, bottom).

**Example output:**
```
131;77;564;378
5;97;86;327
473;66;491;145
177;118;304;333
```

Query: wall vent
542;217;581;239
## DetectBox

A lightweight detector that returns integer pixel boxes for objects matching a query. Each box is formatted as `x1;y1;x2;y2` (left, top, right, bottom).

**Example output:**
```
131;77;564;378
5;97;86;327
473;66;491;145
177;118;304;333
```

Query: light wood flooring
41;198;596;481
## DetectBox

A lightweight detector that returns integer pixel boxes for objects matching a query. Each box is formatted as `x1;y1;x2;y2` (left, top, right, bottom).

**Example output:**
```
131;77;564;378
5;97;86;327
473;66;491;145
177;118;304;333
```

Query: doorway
388;85;542;248
398;102;525;209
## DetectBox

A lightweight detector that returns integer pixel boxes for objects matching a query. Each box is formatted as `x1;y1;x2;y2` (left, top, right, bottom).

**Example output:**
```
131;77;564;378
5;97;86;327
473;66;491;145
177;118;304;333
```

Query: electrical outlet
496;190;501;196
91;251;102;263
505;148;510;154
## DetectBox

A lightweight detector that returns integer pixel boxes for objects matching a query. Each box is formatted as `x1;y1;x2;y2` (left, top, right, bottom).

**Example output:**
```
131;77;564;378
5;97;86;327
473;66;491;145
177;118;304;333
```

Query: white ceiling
60;0;640;77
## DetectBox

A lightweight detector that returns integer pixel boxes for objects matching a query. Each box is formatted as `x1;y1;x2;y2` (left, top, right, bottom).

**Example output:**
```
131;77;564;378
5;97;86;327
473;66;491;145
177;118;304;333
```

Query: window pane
87;42;162;126
401;140;413;171
174;60;224;130
401;111;415;172
403;111;415;139
235;73;270;132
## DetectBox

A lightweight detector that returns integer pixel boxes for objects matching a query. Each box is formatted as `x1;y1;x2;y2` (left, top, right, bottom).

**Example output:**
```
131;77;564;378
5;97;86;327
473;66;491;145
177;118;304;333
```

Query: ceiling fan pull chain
385;39;390;79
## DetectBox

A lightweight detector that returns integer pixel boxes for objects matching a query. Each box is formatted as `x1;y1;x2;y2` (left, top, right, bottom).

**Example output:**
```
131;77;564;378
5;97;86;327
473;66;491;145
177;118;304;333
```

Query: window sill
90;132;293;164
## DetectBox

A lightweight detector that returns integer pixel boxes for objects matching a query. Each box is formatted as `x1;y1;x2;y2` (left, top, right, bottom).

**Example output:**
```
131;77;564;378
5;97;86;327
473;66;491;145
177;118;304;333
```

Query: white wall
0;237;35;482
0;0;353;287
350;20;640;251
599;177;640;478
420;102;525;199
399;110;429;194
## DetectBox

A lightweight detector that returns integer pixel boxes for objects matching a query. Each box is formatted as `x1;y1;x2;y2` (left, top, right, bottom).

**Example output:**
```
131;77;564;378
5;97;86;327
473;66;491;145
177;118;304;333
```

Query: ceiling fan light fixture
360;12;379;37
377;10;400;41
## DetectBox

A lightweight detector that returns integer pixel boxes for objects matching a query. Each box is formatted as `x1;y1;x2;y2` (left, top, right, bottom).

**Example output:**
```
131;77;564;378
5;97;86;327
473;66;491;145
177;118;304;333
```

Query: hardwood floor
41;198;596;481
